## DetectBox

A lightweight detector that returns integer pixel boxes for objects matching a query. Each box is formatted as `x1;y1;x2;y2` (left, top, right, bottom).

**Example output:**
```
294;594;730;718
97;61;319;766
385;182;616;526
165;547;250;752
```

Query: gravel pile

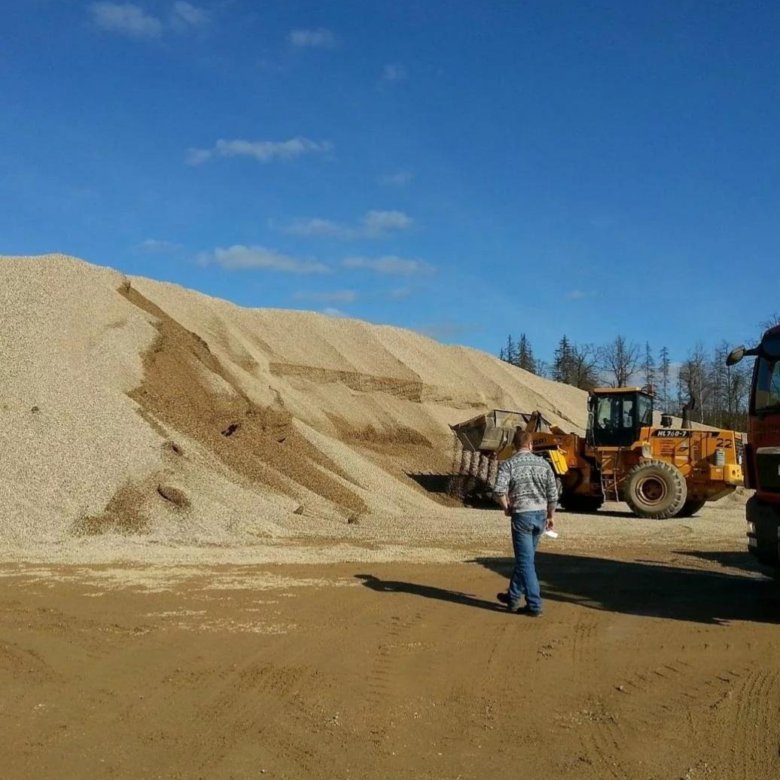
0;254;590;560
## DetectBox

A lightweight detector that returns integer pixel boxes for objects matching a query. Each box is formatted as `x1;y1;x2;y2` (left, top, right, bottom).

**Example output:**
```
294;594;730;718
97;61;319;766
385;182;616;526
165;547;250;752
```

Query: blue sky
2;1;778;362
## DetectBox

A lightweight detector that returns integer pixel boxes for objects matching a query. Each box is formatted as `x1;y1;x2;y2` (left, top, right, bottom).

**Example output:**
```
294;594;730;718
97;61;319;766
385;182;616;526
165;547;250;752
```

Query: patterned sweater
493;450;558;513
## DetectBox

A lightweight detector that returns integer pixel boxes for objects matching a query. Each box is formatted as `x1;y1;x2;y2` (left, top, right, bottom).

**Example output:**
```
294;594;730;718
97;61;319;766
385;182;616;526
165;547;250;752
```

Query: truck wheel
676;499;707;518
560;493;604;513
624;460;687;519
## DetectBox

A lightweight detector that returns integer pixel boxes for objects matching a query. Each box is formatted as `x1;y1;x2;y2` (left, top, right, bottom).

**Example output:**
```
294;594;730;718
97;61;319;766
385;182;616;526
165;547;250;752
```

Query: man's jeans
508;510;546;612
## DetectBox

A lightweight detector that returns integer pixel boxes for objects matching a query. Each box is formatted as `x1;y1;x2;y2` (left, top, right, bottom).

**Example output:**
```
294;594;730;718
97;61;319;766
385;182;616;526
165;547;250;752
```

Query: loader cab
588;388;653;448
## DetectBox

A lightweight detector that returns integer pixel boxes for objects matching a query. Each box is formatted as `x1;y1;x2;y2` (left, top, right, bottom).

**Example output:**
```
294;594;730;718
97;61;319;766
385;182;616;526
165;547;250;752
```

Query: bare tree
535;359;550;379
599;336;640;387
702;341;749;429
679;343;709;423
761;312;780;330
708;342;730;427
570;344;600;390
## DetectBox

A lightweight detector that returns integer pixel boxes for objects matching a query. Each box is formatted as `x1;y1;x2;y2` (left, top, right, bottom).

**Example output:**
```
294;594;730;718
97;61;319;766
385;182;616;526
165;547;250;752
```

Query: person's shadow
355;574;504;613
355;553;780;626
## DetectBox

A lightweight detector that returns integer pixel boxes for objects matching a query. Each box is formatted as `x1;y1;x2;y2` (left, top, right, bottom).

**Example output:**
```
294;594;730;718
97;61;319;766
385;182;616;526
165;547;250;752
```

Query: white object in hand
543;530;559;539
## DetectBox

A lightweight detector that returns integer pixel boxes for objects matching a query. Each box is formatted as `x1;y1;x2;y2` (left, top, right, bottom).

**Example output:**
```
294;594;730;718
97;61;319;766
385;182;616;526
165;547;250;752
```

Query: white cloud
185;148;213;165
91;2;208;38
379;170;414;186
186;137;332;165
323;307;348;317
388;287;413;300
342;255;434;276
289;28;337;49
171;1;208;28
283;210;413;240
284;217;347;238
565;290;594;300
140;238;181;252
381;63;407;83
362;209;412;236
90;3;163;38
198;245;330;274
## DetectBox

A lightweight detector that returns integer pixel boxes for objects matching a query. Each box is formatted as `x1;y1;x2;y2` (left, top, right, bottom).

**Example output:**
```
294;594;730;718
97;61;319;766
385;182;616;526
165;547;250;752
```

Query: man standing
493;429;557;616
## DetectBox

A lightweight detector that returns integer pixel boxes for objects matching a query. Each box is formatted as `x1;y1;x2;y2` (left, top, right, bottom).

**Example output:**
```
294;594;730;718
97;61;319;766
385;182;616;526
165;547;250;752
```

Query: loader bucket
450;409;544;453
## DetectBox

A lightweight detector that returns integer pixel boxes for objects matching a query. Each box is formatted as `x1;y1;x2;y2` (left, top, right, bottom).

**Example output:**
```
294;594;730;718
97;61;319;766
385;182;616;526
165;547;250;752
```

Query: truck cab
727;325;780;569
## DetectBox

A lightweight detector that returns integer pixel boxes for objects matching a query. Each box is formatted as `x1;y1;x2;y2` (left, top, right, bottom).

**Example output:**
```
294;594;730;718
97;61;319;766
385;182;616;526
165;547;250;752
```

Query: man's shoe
497;592;524;612
516;605;543;617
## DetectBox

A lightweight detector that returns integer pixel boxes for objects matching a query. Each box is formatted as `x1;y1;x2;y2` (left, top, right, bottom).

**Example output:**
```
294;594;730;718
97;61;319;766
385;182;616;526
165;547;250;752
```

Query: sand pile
0;254;589;550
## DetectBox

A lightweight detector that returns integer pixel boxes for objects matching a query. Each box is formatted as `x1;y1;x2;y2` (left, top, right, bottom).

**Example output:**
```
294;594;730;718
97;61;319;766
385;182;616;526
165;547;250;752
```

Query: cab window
637;394;653;425
593;394;640;446
755;357;780;414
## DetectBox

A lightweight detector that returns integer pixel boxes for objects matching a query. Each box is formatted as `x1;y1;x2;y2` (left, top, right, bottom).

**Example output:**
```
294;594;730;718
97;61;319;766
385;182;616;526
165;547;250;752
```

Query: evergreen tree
643;342;656;391
659;346;671;411
516;333;537;374
499;334;517;364
553;335;575;384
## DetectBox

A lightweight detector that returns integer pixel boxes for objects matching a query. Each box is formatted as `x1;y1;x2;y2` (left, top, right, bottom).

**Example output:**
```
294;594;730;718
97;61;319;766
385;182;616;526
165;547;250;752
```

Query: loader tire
559;493;604;514
676;499;707;518
624;460;687;519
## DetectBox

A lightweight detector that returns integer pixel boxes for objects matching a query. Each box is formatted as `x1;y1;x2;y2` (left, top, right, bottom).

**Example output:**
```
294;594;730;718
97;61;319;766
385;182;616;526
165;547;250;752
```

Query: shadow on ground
581;508;640;519
355;574;504;613
673;549;769;575
473;552;780;625
405;472;452;494
356;553;779;626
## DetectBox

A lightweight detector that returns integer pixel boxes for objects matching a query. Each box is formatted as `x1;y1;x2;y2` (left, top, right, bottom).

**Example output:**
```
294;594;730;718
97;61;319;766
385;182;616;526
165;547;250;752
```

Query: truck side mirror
726;346;745;366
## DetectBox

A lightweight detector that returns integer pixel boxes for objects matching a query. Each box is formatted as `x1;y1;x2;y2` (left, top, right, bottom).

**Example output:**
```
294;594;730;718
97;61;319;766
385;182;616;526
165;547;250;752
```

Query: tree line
498;313;780;431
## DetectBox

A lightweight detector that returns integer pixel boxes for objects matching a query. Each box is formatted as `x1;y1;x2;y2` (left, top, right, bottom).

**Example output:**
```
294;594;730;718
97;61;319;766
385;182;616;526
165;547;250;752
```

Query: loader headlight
641;444;652;458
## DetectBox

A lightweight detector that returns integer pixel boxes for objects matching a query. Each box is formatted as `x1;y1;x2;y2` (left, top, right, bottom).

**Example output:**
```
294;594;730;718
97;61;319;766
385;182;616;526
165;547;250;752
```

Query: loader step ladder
599;448;624;502
600;470;621;502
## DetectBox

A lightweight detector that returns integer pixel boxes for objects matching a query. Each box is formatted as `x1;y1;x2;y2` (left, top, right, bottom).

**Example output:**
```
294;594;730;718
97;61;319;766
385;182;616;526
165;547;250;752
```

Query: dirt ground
2;502;779;780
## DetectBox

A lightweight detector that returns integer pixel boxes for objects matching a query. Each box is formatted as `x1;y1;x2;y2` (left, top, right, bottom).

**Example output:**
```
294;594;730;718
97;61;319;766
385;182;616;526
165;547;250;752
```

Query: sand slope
0;254;589;546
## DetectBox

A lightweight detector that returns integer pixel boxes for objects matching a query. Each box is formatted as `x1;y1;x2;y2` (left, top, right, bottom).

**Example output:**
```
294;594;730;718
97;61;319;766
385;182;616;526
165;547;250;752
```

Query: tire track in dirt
579;659;761;778
362;595;513;753
714;668;780;780
0;640;58;683
576;700;625;779
564;613;630;778
574;649;709;776
181;655;319;775
570;613;599;670
152;622;352;778
365;611;427;718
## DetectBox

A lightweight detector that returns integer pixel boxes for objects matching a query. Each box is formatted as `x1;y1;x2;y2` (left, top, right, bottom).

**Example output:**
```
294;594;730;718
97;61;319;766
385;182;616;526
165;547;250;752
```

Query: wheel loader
450;387;744;519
